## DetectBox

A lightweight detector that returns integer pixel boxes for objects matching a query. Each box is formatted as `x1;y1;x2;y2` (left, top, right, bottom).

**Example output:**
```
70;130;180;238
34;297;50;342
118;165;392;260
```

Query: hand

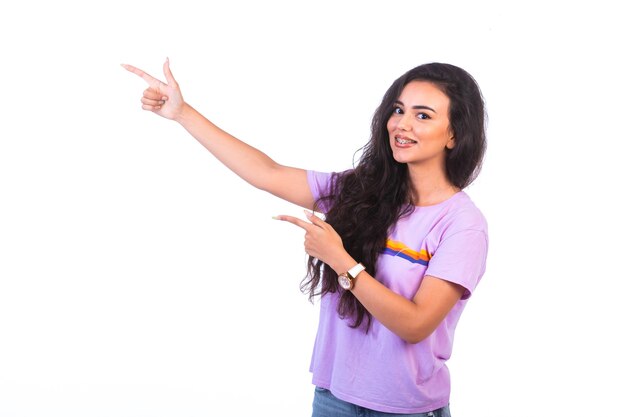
274;211;351;272
121;58;185;121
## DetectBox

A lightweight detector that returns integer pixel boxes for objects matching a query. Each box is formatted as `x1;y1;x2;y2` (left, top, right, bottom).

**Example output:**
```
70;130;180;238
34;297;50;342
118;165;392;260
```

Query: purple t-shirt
307;170;488;414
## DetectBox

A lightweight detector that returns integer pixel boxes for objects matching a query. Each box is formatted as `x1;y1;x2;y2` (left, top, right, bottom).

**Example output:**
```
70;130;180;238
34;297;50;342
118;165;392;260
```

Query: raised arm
122;59;314;209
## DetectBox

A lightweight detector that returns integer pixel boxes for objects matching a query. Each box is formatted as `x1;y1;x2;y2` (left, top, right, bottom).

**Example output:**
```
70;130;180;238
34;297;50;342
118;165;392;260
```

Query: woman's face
387;81;455;169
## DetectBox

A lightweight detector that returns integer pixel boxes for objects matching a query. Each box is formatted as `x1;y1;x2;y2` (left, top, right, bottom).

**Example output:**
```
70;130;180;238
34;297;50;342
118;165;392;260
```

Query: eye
392;106;403;115
417;112;431;120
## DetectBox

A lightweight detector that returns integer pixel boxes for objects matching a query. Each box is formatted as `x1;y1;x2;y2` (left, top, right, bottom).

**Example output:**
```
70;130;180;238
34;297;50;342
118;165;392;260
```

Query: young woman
123;59;488;417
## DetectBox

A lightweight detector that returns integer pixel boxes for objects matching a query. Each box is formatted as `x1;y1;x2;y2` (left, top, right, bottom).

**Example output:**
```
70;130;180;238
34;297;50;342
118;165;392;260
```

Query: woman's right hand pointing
121;58;185;121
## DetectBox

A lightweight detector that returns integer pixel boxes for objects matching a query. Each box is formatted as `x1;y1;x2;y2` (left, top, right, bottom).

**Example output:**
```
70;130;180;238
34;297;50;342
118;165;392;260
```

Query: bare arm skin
122;59;314;209
275;211;464;344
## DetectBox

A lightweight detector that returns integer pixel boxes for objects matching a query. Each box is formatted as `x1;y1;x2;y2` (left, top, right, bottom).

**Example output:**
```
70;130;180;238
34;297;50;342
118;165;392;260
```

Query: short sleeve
307;170;335;213
425;229;488;299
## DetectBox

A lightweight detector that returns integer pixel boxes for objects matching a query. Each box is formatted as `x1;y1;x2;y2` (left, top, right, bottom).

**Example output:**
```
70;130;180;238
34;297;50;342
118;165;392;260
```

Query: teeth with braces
396;137;416;144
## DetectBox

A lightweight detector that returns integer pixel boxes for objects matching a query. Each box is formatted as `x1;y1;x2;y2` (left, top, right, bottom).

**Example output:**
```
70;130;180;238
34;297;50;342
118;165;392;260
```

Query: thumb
304;210;326;228
163;57;178;86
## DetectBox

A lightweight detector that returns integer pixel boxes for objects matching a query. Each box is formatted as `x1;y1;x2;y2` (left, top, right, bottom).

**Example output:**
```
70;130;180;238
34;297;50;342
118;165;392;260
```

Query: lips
394;135;417;145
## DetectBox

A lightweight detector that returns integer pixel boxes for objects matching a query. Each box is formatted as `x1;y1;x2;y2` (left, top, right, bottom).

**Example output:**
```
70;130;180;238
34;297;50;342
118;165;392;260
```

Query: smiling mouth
395;135;417;145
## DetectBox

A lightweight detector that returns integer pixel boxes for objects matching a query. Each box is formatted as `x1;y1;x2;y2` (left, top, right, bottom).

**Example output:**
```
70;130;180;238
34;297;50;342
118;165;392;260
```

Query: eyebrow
393;100;437;113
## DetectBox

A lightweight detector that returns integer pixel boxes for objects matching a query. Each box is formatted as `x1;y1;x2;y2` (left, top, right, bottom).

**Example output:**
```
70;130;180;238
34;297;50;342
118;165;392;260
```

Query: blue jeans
312;387;451;417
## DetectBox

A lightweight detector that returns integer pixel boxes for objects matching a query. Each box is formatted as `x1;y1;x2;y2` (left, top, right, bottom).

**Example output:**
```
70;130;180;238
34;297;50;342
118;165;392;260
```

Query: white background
1;1;624;416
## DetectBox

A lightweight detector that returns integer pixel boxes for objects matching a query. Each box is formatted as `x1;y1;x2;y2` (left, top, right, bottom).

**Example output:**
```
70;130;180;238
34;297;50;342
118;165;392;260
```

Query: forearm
327;245;467;344
175;103;280;189
174;103;313;207
351;272;426;343
329;256;425;344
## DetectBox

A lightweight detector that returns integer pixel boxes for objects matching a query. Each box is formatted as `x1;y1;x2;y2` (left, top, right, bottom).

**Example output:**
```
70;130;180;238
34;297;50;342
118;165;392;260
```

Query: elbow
249;163;278;192
398;324;436;345
402;333;429;345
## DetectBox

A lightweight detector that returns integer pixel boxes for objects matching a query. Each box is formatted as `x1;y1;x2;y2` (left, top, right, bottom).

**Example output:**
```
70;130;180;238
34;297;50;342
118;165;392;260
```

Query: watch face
338;274;352;290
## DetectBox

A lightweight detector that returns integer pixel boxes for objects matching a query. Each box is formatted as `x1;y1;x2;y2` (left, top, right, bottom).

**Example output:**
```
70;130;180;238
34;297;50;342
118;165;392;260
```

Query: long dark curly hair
301;63;487;330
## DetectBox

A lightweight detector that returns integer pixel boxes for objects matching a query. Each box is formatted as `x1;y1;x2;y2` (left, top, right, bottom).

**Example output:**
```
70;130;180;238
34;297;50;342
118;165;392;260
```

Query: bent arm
175;103;314;209
351;272;464;343
335;249;463;343
276;212;465;344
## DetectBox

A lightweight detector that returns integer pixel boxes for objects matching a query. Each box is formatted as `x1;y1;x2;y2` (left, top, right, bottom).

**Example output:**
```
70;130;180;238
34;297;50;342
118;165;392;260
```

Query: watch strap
347;263;365;280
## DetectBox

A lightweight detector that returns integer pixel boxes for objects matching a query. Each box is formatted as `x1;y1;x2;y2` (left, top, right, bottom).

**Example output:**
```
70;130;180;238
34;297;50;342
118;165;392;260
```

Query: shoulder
439;192;488;238
450;192;487;226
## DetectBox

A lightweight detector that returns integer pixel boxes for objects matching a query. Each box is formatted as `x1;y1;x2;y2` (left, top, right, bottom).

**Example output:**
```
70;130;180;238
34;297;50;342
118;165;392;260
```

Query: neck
407;163;459;207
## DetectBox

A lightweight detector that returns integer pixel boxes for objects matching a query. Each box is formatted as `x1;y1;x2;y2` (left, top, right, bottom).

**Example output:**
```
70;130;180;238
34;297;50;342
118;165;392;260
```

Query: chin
390;151;412;164
391;156;410;165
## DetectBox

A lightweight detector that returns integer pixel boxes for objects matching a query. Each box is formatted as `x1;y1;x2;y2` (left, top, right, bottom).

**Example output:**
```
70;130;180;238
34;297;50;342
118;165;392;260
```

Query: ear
446;136;456;150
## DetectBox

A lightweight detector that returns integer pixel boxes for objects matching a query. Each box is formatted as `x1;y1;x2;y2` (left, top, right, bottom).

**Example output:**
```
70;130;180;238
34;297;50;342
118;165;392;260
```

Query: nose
396;113;412;131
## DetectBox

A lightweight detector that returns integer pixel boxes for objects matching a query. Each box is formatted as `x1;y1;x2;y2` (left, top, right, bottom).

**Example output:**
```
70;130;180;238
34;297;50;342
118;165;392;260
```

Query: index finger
121;63;163;89
273;215;314;231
